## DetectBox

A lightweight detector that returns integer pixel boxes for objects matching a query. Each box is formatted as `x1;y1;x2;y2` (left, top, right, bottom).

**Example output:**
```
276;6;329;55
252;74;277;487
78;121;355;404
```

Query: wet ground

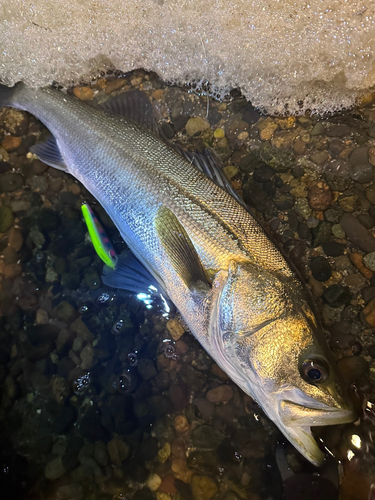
0;70;375;500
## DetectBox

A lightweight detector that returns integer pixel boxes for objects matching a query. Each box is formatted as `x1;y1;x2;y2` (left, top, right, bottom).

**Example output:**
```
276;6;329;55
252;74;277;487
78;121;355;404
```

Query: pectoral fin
155;206;208;289
30;135;68;171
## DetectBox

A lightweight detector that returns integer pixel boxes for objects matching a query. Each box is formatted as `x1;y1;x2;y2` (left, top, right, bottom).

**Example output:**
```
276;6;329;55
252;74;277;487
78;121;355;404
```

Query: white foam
1;0;375;114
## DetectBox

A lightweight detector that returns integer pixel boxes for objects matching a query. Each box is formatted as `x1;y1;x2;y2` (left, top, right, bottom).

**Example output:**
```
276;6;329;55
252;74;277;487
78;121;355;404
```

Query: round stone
310;256;332;282
363;252;375;271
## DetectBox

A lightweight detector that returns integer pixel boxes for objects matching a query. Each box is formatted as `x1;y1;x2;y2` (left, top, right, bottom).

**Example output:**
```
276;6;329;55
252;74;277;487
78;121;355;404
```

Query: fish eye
300;359;329;384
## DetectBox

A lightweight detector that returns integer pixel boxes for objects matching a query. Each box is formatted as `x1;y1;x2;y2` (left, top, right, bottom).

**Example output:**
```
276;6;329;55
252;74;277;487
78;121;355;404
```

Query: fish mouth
277;399;356;466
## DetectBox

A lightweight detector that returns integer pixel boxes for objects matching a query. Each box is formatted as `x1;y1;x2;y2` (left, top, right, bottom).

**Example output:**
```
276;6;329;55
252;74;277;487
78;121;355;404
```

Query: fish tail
0;82;25;108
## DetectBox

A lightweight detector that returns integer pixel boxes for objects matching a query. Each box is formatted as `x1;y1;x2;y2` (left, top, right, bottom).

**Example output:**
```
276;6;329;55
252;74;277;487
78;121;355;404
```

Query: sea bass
0;83;355;465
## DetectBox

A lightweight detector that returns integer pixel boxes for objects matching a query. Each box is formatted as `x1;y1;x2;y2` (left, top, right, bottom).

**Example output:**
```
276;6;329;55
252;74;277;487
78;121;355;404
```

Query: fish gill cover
0;0;375;114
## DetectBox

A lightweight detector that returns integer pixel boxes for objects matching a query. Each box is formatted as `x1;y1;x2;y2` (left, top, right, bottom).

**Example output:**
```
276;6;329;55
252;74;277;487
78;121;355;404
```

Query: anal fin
30;135;68;171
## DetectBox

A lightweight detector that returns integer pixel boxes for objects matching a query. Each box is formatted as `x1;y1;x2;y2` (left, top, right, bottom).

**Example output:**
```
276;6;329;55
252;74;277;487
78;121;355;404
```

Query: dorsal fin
101;90;159;135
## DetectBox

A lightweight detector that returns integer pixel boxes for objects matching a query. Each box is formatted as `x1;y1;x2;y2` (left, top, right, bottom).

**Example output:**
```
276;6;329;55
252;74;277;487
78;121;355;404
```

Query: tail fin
0;82;24;108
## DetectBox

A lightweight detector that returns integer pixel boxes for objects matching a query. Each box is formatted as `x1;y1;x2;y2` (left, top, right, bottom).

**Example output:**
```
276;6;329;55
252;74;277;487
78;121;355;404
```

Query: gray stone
310;122;325;136
350;163;373;183
325;124;351;137
0;206;14;232
363;252;375;271
0;173;24;192
192;425;225;449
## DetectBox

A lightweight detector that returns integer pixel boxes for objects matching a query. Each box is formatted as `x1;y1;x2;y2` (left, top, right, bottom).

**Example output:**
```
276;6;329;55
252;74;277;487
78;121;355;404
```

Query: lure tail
81;202;117;269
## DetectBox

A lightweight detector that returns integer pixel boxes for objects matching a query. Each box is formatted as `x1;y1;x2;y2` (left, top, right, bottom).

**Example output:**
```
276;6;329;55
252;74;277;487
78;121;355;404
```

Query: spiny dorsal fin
30;134;68;171
101;90;159;135
154;206;208;289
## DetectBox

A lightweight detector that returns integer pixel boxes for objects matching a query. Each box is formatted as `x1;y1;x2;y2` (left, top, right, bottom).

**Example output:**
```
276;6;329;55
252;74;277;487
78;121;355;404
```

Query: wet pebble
107;436;130;464
45;457;66;480
0;205;14;233
310;256;332;282
206;384;233;404
322;284;351;308
29;175;48;193
340;213;375;252
191;475;218;500
322;241;345;257
308;182;332;211
171;458;193;483
191;425;225;449
350;253;373;279
339;194;359;212
185;117;210;137
363;251;375;271
53;301;76;322
94;440;109;467
0;172;24;192
325;124;351;137
166;317;185;340
80;344;95;371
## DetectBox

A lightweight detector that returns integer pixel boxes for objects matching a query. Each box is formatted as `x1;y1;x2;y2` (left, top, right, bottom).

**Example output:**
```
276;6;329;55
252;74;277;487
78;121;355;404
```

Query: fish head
210;260;356;466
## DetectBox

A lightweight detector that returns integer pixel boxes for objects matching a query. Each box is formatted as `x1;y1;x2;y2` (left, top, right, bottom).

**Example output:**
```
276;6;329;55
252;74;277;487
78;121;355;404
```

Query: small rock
191;475;218;500
369;147;375;167
310;122;325;136
310;256;332;282
350;253;373;279
323;241;344;257
166;318;185;340
8;227;23;251
53;301;76;322
84;268;101;289
340;214;375;253
0;206;14;232
158;442;171;463
73;86;94;100
191;425;225;449
294;198;311;220
339;194;359;212
56;483;83;500
257;118;278;141
324;206;343;223
363;251;375;271
174;415;190;433
185;117;210;137
30;175;48;193
2;135;21;151
308;182;332;211
206;385;233;404
332;224;345;238
325;124;351;137
45;457;66;480
147;473;162;492
107;436;130;464
350;163;373;183
171;459;193;483
323;285;351;308
310;151;329;165
36;308;49;324
273;194;295;210
94;441;109;467
0;173;24;192
293;139;306;155
80;344;95;371
158;475;177;495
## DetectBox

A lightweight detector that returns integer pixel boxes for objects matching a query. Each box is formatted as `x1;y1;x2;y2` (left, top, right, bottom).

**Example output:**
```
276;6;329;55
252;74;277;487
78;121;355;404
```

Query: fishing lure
81;202;117;269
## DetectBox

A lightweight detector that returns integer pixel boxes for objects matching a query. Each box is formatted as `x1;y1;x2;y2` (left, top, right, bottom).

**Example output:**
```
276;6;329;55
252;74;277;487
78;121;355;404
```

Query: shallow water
0;70;374;500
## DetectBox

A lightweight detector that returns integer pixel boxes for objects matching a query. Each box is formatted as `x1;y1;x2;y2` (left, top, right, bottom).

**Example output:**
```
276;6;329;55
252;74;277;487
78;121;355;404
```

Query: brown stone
310;151;329;165
73;86;94;100
308;182;332;211
105;78;127;94
191;475;218;500
174;415;190;433
2;135;21;151
171;459;193;483
369;146;375;167
206;385;233;404
293;139;306;155
349;252;373;279
158;475;177;494
8;227;23;251
166;318;185;340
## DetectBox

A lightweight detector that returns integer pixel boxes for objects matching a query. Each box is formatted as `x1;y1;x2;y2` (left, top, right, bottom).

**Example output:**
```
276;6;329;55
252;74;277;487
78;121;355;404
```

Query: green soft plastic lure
81;202;117;269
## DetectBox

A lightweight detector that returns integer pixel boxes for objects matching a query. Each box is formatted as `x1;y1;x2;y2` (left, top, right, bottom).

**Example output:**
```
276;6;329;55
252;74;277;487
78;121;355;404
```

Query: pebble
322;284;351;308
308;182;332;210
366;185;375;205
107;436;130;464
310;256;332;282
259;123;278;141
56;483;83;500
80;344;95;371
166;317;185;340
331;224;345;238
294;198;311;219
30;175;48;193
94;441;109;467
2;135;21;151
158;475;177;495
311;122;325;136
8;227;23;250
363;251;375;271
310;151;329;165
53;301;76;322
174;415;190;433
325;124;351;137
350;253;373;279
0;206;14;233
171;459;193;483
191;425;225;449
0;173;24;192
73;86;94;100
369;147;375;166
158;442;171;463
146;473;162;491
36;308;49;324
323;241;344;257
340;214;375;253
206;384;233;404
45;457;66;480
191;475;218;500
339;194;359;212
185;117;210;137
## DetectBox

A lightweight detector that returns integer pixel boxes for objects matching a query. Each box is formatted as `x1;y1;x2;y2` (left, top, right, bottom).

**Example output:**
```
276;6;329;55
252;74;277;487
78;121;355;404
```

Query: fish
0;82;356;465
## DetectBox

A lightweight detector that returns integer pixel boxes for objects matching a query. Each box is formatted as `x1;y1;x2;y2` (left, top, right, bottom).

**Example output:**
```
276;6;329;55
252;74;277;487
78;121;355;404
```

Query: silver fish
0;83;355;465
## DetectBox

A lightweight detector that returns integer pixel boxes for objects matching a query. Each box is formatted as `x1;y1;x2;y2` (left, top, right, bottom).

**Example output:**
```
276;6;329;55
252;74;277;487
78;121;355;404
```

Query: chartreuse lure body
81;202;117;269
